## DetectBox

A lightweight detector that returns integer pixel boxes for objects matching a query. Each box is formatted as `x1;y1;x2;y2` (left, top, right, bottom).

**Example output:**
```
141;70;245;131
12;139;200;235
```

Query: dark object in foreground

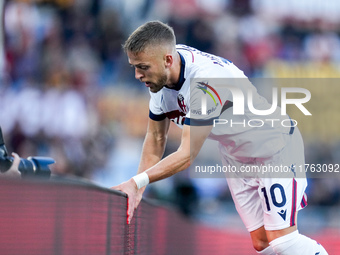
0;127;55;178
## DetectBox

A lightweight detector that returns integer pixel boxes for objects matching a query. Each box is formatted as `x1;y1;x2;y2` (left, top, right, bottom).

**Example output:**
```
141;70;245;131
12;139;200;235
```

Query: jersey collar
165;52;186;91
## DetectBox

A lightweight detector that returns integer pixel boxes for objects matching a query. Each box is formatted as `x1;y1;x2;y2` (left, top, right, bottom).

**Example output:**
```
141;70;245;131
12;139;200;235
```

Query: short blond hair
123;21;176;53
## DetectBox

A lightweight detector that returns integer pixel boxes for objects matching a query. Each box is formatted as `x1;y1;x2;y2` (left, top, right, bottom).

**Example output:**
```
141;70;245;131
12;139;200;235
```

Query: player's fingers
110;184;120;190
111;184;126;194
134;197;141;211
127;196;135;224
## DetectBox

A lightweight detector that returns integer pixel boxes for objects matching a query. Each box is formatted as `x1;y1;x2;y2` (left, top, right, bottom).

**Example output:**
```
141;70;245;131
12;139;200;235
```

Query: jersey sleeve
186;78;232;126
149;92;166;121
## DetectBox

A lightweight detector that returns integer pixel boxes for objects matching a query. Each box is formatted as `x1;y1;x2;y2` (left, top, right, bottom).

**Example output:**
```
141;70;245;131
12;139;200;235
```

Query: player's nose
135;68;144;80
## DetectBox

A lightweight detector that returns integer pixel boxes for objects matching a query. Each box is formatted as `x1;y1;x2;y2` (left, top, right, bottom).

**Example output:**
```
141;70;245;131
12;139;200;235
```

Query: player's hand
3;153;21;178
111;178;139;224
136;186;146;206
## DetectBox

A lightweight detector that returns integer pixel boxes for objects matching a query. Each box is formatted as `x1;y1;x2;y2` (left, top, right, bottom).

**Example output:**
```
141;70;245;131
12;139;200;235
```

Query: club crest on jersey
177;93;187;113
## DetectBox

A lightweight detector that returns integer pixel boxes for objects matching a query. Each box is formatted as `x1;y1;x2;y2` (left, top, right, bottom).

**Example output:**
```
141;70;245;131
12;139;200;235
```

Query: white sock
270;230;328;255
256;245;276;255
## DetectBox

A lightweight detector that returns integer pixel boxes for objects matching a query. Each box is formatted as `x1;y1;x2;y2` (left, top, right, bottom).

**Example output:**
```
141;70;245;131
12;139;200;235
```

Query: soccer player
112;21;328;255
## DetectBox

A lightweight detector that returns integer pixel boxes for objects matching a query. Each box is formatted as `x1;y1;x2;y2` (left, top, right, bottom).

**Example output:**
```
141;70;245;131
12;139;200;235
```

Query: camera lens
19;157;54;178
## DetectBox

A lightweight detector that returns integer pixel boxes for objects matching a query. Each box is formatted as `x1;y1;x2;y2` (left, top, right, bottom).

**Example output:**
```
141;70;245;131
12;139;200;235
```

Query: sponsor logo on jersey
191;107;217;116
165;110;186;125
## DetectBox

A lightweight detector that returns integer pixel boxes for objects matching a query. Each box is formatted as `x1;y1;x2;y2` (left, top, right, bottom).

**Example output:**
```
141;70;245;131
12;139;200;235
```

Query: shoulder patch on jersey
196;81;222;106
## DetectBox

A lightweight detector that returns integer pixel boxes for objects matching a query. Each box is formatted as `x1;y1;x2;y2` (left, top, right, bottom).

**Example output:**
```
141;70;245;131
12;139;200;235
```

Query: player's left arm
146;124;212;182
113;123;212;224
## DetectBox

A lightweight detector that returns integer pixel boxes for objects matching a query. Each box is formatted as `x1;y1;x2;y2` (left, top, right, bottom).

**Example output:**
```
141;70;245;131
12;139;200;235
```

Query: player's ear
164;54;173;68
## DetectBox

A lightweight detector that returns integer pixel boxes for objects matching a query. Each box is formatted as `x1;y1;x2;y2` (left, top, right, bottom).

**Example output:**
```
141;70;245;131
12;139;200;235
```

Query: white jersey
149;45;309;234
149;45;294;161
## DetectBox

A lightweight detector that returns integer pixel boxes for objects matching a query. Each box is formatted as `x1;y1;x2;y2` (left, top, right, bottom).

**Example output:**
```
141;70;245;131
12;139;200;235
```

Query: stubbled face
127;46;170;93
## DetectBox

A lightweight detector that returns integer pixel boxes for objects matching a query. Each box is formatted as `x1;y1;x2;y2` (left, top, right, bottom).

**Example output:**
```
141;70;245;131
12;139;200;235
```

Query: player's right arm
137;117;170;174
134;117;170;201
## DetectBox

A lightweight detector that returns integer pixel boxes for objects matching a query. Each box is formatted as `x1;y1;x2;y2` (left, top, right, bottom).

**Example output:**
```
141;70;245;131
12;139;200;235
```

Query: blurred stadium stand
0;0;339;251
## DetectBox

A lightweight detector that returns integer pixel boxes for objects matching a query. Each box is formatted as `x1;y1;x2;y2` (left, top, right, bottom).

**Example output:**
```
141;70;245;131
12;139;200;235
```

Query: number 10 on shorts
261;184;287;212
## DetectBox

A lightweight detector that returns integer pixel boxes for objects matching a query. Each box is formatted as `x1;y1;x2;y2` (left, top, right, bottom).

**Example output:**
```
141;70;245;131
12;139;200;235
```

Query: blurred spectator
1;0;340;222
303;30;340;63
